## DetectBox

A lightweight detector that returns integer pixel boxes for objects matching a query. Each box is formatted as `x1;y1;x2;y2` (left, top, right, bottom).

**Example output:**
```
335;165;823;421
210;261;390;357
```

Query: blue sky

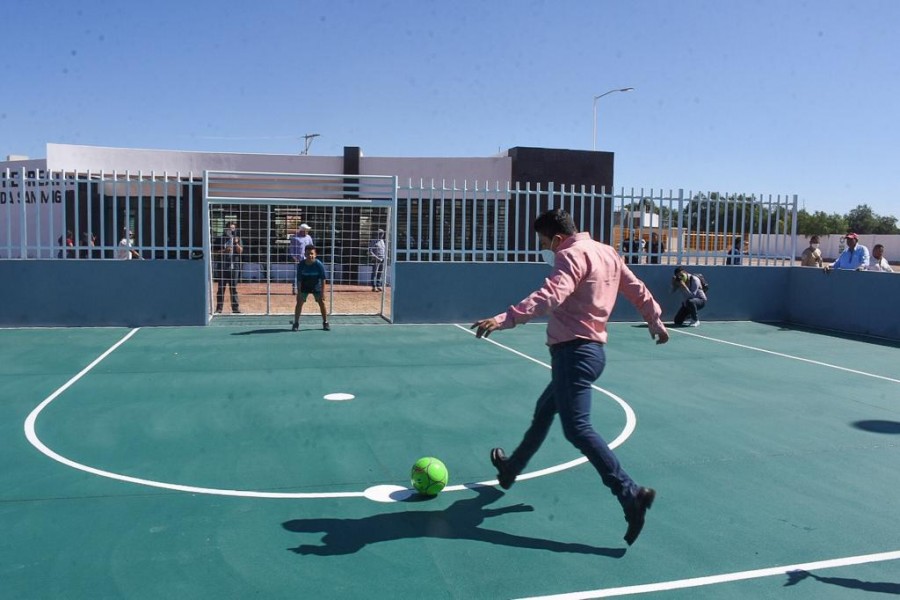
2;0;898;216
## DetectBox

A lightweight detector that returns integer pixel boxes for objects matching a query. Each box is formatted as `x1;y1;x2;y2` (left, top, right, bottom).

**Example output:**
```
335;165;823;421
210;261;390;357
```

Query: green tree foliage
845;204;900;234
796;209;848;236
673;192;787;233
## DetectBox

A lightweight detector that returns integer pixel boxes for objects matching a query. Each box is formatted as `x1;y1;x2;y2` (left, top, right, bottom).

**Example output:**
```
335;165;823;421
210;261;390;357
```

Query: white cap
299;223;312;231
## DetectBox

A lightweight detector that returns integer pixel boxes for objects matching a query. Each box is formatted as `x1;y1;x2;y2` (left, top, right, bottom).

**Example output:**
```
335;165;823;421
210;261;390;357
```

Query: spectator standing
289;223;314;294
80;232;98;259
825;233;869;271
799;235;823;267
57;230;75;259
622;230;642;264
117;229;140;260
868;244;894;272
213;222;242;313
368;229;386;291
647;232;665;264
725;238;743;266
671;266;707;327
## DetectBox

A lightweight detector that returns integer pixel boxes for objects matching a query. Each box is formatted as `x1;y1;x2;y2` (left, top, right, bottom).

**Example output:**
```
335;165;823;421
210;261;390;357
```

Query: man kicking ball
471;208;669;546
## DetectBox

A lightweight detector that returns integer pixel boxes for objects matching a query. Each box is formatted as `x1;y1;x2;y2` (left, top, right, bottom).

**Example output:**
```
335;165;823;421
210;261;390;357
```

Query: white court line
514;549;900;599
451;324;636;486
23;328;364;499
25;324;633;499
673;329;900;384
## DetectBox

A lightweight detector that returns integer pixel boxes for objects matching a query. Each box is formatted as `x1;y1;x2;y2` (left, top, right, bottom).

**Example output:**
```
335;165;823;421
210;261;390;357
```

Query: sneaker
323;322;330;331
490;447;516;490
291;321;299;332
232;309;242;314
688;319;699;327
623;487;656;546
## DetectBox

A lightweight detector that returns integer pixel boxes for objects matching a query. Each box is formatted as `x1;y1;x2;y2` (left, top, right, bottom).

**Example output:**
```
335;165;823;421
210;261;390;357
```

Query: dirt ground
213;282;391;317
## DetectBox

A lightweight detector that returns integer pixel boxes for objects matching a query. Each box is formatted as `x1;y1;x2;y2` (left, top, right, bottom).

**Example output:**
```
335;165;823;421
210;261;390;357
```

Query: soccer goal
204;171;396;321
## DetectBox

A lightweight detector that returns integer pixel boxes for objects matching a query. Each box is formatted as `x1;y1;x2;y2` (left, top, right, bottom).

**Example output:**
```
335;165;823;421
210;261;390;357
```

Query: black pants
674;298;705;325
216;270;240;312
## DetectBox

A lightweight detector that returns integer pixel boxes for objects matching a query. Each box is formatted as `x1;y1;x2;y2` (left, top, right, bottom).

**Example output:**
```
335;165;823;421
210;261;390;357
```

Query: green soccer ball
410;457;449;496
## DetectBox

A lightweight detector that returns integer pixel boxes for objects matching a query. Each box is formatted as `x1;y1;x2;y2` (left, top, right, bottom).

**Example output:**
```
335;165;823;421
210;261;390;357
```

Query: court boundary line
514;549;900;599
672;329;900;384
451;323;636;480
23;328;366;499
23;324;634;499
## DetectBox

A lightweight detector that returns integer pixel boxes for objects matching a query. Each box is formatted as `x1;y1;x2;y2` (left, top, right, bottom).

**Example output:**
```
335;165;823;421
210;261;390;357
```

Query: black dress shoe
623;487;656;546
490;447;516;490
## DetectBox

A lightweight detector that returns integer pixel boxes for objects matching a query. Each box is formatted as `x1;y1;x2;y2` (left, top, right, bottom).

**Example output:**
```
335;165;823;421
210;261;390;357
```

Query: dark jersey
297;259;327;293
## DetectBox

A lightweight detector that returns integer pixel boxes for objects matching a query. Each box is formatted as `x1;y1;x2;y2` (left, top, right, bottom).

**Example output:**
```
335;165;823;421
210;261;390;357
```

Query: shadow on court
283;486;625;558
231;328;295;336
785;569;900;594
853;420;900;434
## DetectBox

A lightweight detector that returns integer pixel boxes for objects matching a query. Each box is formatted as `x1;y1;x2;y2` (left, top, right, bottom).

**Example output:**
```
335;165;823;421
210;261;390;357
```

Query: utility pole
301;133;320;155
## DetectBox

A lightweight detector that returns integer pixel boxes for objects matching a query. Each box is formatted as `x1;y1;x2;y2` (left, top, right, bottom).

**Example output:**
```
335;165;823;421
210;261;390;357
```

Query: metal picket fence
2;168;797;268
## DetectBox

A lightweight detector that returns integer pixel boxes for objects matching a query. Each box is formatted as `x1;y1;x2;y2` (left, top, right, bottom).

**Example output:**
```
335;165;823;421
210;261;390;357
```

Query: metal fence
396;181;798;266
2;168;797;267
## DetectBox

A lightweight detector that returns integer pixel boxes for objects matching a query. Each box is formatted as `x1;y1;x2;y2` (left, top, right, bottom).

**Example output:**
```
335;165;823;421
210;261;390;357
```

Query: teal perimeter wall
1;260;207;327
2;261;898;340
393;263;899;340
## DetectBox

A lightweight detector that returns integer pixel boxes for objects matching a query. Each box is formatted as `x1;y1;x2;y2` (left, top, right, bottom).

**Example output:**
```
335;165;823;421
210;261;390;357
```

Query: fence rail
2;168;797;267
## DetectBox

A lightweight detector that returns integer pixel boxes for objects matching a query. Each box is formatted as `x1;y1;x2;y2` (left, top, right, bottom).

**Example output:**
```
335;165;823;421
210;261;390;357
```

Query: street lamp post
592;87;634;151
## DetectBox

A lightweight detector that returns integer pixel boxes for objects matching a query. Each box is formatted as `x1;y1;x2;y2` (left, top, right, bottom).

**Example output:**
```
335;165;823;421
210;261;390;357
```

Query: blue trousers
507;339;637;504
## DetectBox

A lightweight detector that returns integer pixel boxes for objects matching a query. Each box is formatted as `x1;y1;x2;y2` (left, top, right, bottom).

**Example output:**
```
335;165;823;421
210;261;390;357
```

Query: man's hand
651;327;669;345
471;318;500;339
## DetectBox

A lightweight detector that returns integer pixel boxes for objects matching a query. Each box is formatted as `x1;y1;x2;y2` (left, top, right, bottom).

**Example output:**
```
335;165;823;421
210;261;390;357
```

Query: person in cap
368;228;386;291
825;233;869;271
289;224;314;294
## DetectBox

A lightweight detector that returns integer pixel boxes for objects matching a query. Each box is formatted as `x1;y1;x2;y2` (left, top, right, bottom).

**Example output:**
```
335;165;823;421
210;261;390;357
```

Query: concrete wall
787;266;900;339
393;264;791;325
1;260;207;327
2;255;897;339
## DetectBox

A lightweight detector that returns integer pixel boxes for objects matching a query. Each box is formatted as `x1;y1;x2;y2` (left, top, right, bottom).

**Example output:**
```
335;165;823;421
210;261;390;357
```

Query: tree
874;215;900;234
846;204;879;234
843;204;900;234
796;209;848;236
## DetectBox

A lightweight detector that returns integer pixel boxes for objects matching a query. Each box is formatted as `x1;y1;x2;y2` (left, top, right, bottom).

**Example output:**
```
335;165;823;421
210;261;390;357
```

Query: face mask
540;249;555;268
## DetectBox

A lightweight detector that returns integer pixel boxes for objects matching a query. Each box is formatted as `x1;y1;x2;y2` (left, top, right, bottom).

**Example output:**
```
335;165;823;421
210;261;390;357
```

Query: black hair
533;208;577;238
674;266;685;276
305;244;316;254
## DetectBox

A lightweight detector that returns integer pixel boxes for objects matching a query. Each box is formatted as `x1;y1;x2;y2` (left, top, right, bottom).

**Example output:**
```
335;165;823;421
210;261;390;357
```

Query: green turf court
2;320;898;599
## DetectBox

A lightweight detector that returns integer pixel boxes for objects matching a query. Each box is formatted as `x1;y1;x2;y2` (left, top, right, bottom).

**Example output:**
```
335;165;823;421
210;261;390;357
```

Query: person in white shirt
868;244;894;272
117;229;140;260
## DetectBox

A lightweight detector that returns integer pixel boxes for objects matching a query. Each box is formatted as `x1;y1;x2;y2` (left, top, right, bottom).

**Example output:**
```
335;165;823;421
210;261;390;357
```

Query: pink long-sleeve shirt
494;232;666;345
